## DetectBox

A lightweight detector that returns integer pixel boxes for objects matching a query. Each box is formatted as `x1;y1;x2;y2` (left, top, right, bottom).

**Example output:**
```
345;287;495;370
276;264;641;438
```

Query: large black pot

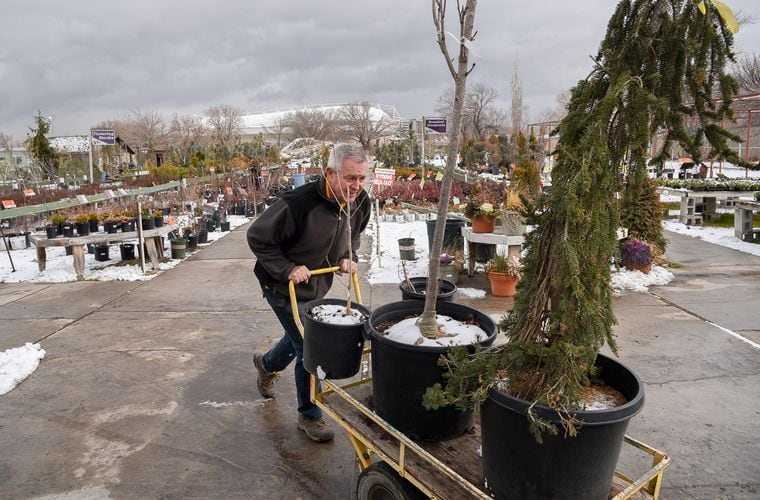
366;300;497;441
45;225;58;239
61;223;74;237
303;298;371;380
399;277;456;302
141;217;155;230
426;218;465;251
480;354;645;500
88;219;99;233
75;222;90;237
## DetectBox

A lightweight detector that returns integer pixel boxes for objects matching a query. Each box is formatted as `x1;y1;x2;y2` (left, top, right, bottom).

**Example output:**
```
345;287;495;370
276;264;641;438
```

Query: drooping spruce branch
426;0;742;436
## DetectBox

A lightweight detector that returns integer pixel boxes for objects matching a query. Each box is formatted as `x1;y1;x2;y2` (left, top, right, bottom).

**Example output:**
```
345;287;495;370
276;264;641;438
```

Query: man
247;143;371;443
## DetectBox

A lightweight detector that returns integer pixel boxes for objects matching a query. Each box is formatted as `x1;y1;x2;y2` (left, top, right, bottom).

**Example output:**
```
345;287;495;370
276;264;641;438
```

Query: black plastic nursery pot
88;219;99;233
94;244;110;262
480;353;645;500
197;229;208;244
220;221;231;232
105;221;118;234
366;300;497;441
45;225;58;239
302;298;371;380
61;223;74;237
119;243;135;261
399;277;456;302
75;222;90;237
154;216;164;228
426;218;465;251
141;217;155;230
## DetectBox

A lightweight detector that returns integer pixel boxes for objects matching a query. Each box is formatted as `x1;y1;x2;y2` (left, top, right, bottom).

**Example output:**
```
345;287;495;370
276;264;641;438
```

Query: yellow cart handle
288;266;362;336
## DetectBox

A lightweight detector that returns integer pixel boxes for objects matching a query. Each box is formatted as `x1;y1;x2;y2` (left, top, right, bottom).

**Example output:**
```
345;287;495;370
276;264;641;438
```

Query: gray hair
327;143;368;172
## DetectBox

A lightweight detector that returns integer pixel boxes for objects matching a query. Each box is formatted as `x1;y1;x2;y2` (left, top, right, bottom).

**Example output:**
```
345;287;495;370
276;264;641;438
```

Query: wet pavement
0;222;759;499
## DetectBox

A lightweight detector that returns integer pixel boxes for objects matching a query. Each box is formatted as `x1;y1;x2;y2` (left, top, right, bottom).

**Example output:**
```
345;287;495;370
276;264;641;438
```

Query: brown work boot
253;353;278;399
297;415;335;443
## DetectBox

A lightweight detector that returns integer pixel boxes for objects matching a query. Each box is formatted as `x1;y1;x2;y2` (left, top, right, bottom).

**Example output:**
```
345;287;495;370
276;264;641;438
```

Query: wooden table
461;226;524;276
29;225;177;280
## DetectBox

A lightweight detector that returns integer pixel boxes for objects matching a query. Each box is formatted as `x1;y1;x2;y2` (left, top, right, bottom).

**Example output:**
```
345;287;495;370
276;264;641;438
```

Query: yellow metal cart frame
291;269;671;499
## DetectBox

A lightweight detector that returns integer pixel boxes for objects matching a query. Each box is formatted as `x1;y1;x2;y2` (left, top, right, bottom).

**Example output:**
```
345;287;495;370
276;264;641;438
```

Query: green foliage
427;0;742;438
658;178;760;191
25;112;56;179
622;174;666;253
148;159;192;182
487;254;522;277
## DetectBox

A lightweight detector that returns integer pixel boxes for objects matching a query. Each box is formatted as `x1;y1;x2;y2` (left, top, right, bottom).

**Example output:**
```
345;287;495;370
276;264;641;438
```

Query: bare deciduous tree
170;113;207;165
205;104;243;149
282;108;337;141
435;82;502;140
509;59;527;136
102;109;169;166
733;52;760;93
263;113;291;147
418;0;478;338
338;102;393;150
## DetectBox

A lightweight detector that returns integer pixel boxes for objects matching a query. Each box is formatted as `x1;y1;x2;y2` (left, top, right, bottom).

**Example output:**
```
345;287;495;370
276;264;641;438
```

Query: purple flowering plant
620;238;652;267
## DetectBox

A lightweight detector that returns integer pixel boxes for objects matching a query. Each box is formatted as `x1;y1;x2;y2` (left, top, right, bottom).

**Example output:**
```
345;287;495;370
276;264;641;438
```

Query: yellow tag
696;0;706;15
711;0;739;34
435;172;444;181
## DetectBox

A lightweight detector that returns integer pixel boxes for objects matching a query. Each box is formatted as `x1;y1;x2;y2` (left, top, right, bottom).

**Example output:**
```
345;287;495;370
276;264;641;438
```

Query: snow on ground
0;215;250;283
663;220;760;256
0;343;45;395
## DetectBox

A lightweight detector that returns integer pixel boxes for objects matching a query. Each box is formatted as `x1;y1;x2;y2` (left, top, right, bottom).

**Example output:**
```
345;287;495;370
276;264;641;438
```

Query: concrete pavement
0;223;758;499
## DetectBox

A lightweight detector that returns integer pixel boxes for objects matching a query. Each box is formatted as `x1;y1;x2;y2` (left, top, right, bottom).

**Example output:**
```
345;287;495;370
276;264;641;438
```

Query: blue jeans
260;287;322;420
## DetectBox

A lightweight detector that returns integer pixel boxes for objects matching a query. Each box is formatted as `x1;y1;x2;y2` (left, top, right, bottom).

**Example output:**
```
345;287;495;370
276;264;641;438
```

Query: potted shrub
424;2;742;498
152;209;164;228
500;190;525;236
485;254;521;297
364;0;492;442
87;212;100;233
74;213;90;236
620;238;653;274
141;208;155;230
462;181;500;233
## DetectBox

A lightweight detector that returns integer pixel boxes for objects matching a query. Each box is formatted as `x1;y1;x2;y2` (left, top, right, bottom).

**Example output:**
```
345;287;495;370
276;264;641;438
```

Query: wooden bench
29;224;177;280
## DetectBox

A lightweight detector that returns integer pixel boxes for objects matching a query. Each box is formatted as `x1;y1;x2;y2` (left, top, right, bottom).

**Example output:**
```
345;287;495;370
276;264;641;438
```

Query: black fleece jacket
247;176;371;300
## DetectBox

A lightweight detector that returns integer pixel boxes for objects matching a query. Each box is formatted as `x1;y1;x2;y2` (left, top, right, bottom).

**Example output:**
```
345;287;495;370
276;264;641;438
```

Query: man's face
326;158;368;204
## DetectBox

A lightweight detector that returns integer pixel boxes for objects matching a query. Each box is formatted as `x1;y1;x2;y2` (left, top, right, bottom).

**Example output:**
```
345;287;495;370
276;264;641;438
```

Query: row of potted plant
44;208;168;239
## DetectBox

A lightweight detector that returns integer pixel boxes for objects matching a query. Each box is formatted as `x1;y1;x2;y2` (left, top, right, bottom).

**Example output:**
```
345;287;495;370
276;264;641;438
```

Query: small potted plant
486;254;522;297
87;212;100;233
501;189;525;236
439;250;463;284
462;181;500;233
152;209;164;228
620;238;653;274
74;213;90;236
141;207;155;230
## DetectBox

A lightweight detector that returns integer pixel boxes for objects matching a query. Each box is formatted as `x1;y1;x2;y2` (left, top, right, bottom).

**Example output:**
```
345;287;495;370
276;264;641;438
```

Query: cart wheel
356;462;423;500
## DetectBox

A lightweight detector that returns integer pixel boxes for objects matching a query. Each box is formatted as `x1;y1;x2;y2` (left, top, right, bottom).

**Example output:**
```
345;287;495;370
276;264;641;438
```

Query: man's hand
337;259;357;275
289;265;311;284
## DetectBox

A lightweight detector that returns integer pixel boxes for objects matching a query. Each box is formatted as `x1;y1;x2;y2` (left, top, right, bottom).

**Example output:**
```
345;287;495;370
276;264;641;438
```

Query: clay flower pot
487;270;518;297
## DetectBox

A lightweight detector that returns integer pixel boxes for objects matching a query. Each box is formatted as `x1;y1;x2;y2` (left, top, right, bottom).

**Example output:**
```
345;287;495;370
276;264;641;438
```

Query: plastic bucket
398;238;416;260
171;238;187;259
303;298;371;379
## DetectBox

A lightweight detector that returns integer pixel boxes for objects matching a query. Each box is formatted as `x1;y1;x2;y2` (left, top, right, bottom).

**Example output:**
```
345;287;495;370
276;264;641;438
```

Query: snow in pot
307;304;367;324
383;314;487;347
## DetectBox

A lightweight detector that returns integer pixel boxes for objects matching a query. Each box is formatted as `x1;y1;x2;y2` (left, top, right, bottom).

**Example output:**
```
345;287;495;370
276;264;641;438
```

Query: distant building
0;147;32;169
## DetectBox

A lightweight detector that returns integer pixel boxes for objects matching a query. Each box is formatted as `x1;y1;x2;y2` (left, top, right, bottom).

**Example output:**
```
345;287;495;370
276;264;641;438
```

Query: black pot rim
487;353;645;426
367;299;497;353
399;277;457;298
304;298;370;329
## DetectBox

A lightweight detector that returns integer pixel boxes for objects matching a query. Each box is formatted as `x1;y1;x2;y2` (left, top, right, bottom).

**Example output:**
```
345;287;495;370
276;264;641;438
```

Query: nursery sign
374;168;396;187
424;117;447;134
91;129;116;146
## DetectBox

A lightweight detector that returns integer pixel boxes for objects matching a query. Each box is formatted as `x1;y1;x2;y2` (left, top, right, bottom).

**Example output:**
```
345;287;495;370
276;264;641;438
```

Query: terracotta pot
487;270;518;297
624;262;652;274
471;214;496;233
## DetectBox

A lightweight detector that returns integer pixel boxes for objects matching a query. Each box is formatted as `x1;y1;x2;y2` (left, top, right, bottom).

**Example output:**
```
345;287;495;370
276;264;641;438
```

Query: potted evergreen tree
425;1;743;498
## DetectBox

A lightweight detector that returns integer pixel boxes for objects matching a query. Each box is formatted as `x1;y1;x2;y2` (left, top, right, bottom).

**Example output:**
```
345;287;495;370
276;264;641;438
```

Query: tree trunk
419;0;478;338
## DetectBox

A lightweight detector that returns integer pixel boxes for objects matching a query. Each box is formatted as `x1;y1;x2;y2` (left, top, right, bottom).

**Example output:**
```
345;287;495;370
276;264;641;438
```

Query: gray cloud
2;0;757;140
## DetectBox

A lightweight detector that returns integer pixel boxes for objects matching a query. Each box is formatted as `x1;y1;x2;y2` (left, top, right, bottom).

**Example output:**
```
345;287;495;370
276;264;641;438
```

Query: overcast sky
2;0;757;142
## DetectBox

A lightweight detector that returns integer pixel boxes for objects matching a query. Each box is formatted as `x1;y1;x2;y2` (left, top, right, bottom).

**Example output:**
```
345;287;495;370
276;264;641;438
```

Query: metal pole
421;116;426;179
88;129;94;184
746;109;752;178
137;199;145;273
0;225;16;272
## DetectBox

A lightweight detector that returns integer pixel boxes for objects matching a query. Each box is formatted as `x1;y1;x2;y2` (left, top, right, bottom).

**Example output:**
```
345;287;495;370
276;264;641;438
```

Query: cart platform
315;377;670;499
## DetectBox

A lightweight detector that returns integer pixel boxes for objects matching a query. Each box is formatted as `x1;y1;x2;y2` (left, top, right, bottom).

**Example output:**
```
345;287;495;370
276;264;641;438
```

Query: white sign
374;168;396;187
